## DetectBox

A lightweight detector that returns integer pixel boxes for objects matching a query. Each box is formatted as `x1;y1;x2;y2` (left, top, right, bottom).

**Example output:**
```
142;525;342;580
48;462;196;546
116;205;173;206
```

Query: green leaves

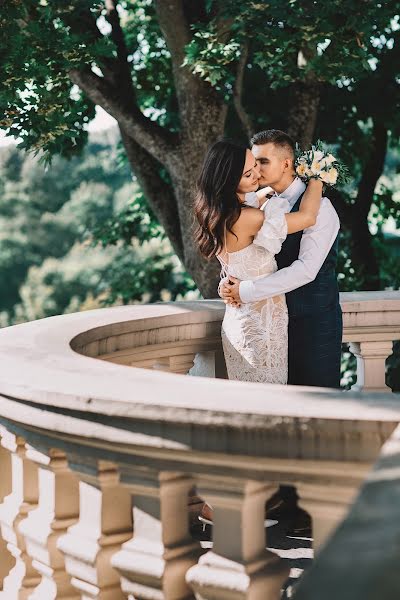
184;27;241;90
92;189;163;247
183;0;398;95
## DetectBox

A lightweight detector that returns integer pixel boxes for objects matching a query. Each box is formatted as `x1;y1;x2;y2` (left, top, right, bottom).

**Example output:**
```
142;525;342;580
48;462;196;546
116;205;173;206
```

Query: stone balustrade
0;292;398;599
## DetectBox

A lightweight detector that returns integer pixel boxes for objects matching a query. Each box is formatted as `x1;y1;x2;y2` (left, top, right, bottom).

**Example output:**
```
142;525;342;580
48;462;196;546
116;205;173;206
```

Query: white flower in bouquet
325;153;336;165
314;150;325;161
311;159;323;175
322;167;338;185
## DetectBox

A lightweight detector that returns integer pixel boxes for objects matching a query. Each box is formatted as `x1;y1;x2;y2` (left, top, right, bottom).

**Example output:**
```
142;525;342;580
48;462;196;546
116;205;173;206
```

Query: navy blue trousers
287;304;343;388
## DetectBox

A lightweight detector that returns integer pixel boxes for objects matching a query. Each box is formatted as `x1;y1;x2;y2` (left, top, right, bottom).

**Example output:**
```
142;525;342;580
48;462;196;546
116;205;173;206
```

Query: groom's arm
239;198;340;303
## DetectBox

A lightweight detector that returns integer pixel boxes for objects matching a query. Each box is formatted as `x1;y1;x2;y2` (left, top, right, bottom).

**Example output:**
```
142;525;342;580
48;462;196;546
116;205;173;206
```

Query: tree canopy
1;1;399;294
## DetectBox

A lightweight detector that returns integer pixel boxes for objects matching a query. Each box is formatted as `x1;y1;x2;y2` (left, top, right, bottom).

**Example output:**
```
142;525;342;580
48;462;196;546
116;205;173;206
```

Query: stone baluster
112;470;201;599
349;340;393;392
0;437;16;589
189;347;227;379
297;481;360;553
18;447;79;599
58;460;132;600
0;427;41;599
186;479;289;600
153;354;196;374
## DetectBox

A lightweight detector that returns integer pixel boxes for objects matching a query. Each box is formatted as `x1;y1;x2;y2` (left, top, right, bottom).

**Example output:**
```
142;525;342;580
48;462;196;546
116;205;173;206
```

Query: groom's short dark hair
251;129;295;159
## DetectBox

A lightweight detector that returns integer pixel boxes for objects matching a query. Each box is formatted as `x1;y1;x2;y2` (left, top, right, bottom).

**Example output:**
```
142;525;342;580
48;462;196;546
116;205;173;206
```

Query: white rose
325;153;336;165
319;168;338;185
311;160;322;175
320;171;331;184
314;150;324;161
326;167;338;184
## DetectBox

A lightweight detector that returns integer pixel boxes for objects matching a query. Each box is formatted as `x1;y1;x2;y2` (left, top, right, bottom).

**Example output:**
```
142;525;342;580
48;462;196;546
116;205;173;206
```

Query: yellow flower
296;163;307;177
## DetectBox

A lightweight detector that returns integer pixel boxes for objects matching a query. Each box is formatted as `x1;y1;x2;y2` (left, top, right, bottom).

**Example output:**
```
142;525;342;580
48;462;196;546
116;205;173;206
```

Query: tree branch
119;127;184;261
233;43;254;140
104;0;129;66
68;68;179;163
154;0;191;70
62;4;118;82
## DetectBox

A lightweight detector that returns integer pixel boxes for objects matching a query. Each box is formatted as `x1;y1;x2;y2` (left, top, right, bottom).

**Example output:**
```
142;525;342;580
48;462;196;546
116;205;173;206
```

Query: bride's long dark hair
194;140;247;259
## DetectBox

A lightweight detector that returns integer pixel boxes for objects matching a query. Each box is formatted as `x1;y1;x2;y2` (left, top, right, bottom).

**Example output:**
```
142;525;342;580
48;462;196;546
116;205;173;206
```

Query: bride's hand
220;276;242;307
307;178;323;190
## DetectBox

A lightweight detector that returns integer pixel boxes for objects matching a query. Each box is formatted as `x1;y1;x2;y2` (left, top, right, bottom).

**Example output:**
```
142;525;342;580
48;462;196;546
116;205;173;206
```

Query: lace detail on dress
218;200;290;384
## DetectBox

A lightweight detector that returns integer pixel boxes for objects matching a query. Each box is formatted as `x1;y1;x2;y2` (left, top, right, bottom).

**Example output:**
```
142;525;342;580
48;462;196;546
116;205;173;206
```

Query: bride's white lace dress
218;198;290;384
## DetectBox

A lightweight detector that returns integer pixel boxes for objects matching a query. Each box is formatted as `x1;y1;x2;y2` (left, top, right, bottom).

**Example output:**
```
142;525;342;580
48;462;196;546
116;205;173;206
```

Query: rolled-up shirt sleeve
239;198;340;303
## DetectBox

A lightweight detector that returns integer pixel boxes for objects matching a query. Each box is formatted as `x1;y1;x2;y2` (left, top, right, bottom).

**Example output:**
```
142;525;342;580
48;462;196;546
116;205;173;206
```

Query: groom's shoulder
321;195;339;216
314;196;340;229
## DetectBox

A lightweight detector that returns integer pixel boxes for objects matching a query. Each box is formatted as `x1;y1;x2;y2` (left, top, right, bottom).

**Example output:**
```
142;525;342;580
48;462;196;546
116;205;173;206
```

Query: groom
221;128;342;389
220;129;342;535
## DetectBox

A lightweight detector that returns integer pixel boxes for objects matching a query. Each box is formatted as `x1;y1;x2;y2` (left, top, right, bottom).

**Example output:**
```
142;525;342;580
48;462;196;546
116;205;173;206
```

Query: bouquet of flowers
295;140;349;187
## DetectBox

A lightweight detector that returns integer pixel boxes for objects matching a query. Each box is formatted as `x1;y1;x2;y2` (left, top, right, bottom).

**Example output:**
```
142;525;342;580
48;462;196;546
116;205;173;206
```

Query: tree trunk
119;90;226;297
350;120;388;289
287;79;320;148
169;169;221;298
349;216;381;289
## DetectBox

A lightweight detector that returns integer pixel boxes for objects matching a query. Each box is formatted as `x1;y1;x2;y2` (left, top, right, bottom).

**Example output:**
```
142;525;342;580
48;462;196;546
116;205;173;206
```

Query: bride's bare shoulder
233;206;264;235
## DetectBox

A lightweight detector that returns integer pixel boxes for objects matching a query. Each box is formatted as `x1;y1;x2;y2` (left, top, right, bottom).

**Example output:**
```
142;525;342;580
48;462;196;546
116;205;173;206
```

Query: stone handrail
0;292;398;599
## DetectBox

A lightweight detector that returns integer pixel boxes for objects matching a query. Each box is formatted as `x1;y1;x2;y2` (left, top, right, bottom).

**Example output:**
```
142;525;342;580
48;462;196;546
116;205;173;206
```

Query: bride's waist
225;294;286;313
227;268;277;280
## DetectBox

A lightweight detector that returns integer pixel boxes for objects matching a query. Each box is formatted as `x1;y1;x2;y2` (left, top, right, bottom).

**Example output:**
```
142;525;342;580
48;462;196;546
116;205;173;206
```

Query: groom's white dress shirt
240;177;340;303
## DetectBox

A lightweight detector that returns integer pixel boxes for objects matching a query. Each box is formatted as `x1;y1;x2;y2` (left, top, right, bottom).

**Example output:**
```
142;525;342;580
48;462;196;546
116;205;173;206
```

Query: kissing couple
195;128;343;390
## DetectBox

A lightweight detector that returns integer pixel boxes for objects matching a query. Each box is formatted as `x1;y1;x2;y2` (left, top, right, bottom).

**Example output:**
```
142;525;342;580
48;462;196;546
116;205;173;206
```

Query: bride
194;140;322;384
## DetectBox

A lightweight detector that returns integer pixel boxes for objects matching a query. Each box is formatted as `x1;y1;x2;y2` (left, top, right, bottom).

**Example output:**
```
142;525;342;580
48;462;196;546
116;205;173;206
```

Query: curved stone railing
0;292;398;599
72;291;400;391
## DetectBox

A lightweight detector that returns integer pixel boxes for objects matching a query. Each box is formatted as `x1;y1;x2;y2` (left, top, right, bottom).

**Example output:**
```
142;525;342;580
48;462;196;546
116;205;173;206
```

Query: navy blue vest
276;193;340;317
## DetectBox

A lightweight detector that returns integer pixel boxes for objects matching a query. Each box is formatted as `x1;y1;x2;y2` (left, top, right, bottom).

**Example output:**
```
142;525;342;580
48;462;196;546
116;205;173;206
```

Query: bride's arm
255;186;274;207
285;179;323;233
239;180;322;246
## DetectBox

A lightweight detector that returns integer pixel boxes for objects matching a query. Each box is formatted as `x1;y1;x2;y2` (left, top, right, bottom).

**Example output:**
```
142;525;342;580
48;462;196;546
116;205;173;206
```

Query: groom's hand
220;276;242;307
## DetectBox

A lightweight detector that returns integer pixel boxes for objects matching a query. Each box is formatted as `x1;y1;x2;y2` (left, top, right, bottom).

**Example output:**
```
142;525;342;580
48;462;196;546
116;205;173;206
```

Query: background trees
1;1;399;296
0;133;195;326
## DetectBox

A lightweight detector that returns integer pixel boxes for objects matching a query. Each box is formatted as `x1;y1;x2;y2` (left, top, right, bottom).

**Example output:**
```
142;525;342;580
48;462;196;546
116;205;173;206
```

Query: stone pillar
18;447;80;599
297;482;358;553
0;428;41;599
186;479;289;600
349;340;393;392
0;439;16;589
112;470;201;600
58;460;132;600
